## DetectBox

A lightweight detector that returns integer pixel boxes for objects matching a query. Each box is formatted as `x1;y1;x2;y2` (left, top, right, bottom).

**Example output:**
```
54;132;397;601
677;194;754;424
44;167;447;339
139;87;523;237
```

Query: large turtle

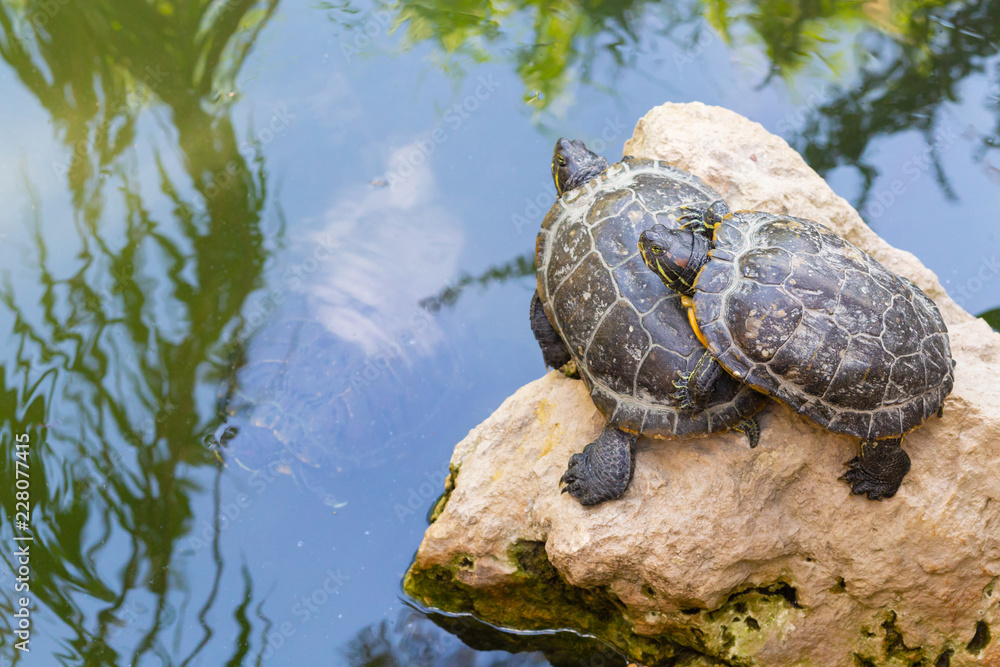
531;139;766;506
638;201;955;500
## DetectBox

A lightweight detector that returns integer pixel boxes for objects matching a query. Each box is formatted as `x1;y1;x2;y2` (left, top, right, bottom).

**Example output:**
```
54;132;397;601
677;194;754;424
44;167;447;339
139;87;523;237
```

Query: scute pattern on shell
536;158;765;438
694;211;954;440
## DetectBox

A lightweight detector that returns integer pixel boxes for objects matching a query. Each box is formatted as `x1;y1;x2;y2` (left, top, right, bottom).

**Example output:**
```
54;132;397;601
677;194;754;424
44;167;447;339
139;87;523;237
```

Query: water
0;0;997;665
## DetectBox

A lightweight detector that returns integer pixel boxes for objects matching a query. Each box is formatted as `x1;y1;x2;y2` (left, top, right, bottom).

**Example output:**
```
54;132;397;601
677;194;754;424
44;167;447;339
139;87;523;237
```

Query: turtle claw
560;453;584;485
560;446;608;504
839;442;910;501
675;200;730;235
732;416;761;449
560;445;621;505
559;426;636;506
676;204;716;237
840;457;893;500
670;351;721;413
670;379;699;412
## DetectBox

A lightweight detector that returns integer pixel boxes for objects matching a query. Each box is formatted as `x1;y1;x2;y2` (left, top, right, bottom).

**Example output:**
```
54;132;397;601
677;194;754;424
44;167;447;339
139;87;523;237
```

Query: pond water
0;0;998;665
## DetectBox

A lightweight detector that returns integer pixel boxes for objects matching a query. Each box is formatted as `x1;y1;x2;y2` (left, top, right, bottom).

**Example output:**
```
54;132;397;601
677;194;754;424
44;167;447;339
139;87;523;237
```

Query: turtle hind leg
733;416;760;449
530;290;572;370
839;436;911;500
560;424;637;506
672;350;721;412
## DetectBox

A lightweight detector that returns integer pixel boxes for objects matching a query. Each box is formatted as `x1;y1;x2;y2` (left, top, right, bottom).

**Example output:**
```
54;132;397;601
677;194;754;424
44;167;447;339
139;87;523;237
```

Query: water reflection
216;139;472;509
309;144;463;356
0;0;278;662
420;252;535;312
368;0;1000;209
330;0;703;111
343;605;625;667
793;0;1000;209
706;0;873;79
980;307;1000;332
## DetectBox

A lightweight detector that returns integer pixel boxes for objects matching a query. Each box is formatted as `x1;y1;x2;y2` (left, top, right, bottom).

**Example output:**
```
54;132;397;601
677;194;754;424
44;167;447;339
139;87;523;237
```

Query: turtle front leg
672;350;722;412
560;424;637;506
530;290;572;370
677;199;731;236
840;437;911;500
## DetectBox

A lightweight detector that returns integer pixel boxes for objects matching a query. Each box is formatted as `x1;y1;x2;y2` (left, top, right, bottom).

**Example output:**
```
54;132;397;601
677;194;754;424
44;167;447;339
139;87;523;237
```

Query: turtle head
552;138;610;196
638;225;711;295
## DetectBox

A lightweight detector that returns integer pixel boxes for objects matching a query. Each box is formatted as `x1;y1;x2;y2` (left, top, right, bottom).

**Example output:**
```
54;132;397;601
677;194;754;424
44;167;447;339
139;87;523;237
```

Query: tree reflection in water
354;0;1000;208
0;0;278;663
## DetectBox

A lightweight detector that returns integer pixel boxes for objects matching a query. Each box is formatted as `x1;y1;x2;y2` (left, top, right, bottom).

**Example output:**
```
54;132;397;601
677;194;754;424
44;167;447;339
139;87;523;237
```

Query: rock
404;103;1000;666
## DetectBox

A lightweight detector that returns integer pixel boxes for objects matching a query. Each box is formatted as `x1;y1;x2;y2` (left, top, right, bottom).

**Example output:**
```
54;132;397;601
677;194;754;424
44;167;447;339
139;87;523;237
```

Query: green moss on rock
406;540;821;666
405;544;999;666
845;609;993;667
405;540;696;665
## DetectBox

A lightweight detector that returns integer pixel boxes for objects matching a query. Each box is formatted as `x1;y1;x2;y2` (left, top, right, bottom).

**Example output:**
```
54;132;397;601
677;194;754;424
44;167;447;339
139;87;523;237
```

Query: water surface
0;0;998;664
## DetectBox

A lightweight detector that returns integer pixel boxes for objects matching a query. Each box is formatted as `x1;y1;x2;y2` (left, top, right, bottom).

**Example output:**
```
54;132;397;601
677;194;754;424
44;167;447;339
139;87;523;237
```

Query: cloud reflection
307;142;463;359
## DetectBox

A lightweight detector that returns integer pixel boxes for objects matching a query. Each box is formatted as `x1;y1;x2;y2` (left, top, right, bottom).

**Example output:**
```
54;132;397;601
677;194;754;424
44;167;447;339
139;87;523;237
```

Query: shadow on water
0;0;279;663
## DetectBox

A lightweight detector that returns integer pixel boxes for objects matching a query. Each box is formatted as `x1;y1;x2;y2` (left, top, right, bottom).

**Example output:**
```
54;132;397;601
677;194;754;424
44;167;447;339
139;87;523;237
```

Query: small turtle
531;139;766;506
639;201;955;500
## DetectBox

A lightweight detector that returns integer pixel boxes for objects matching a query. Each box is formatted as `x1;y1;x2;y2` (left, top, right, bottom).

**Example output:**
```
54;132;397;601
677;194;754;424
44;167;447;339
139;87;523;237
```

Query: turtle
638;200;955;500
530;139;767;506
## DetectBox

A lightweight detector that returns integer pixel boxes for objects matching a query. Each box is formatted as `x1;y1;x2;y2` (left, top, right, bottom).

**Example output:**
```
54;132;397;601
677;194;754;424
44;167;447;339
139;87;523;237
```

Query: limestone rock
404;103;1000;666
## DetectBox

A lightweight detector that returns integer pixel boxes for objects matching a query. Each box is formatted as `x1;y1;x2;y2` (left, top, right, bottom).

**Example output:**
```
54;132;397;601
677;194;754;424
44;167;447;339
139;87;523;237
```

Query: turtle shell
535;157;765;437
692;211;954;440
